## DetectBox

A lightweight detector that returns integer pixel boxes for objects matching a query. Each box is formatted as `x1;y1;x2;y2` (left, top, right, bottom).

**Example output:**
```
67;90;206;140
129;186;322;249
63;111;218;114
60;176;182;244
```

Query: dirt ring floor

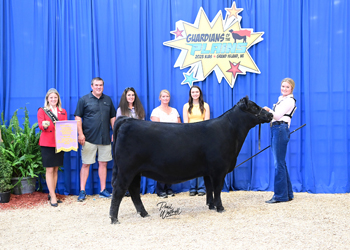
1;191;349;250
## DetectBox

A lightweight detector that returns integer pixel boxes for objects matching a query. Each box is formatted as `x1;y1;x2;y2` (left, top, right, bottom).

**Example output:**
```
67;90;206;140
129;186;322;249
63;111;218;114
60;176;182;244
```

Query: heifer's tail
113;116;131;144
112;116;132;179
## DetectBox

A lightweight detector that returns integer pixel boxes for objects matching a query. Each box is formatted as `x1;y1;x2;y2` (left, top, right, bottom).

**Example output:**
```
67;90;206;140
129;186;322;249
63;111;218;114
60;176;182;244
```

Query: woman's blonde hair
281;78;295;93
159;89;170;99
44;88;62;111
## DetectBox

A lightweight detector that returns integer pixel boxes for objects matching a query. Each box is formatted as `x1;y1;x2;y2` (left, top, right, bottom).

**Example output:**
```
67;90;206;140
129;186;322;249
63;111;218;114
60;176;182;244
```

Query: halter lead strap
258;123;261;150
254;107;263;150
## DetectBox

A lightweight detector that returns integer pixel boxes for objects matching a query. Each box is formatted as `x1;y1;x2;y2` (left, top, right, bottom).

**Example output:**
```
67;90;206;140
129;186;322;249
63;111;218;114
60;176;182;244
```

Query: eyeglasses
124;87;135;92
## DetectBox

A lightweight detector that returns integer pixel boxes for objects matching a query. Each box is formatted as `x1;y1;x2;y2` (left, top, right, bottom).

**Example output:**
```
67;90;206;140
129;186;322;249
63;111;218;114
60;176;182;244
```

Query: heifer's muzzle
255;108;273;123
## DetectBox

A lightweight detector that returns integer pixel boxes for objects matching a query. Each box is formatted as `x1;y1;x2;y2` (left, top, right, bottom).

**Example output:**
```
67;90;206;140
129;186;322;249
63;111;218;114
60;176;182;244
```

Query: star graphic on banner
172;27;184;38
163;4;264;88
182;72;197;87
227;61;243;78
225;2;243;18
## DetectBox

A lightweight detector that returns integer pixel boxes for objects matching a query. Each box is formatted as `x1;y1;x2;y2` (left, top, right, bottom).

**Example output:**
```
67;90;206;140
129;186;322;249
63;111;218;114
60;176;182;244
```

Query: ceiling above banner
163;2;264;88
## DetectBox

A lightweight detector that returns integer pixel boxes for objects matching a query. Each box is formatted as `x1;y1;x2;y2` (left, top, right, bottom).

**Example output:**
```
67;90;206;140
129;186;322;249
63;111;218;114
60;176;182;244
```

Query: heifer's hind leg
109;176;128;224
129;174;149;218
204;176;215;210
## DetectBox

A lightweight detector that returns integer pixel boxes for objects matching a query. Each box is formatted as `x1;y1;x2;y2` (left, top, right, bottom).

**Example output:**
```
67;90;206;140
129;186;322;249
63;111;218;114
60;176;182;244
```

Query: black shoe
289;198;293;201
198;192;206;196
265;198;281;204
48;194;62;203
189;192;197;196
50;202;58;207
158;192;168;198
166;190;175;197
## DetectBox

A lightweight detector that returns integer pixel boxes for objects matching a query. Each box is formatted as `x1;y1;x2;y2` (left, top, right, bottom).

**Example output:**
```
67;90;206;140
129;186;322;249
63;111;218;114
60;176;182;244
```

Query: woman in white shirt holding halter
264;78;296;204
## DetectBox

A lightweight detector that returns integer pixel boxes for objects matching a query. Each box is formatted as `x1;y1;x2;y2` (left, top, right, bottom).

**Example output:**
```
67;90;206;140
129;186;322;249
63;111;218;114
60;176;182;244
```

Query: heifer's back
113;96;272;184
114;116;232;184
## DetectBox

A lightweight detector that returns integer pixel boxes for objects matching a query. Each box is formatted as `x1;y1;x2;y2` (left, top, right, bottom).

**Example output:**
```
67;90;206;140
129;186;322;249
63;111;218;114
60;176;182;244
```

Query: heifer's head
238;96;273;124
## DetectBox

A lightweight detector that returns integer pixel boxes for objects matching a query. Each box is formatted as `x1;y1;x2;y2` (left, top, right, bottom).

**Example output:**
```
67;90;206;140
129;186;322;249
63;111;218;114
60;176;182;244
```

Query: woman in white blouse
150;89;181;198
263;78;296;204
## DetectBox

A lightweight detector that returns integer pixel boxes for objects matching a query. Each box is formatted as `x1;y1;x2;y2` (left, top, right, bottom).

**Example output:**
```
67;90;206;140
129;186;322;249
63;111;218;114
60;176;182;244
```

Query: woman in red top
37;88;67;207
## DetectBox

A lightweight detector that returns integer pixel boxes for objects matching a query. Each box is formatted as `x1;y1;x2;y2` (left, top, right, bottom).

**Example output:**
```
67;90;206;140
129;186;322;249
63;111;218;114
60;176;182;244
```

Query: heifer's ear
238;96;248;110
244;96;249;105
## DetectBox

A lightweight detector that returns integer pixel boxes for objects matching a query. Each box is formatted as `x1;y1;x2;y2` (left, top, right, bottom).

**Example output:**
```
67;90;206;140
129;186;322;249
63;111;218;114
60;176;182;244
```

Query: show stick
234;123;306;169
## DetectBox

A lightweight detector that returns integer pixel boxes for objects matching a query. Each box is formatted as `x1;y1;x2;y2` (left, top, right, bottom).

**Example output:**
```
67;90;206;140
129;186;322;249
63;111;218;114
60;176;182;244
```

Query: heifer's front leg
129;174;149;218
212;177;225;213
109;177;127;224
204;176;215;210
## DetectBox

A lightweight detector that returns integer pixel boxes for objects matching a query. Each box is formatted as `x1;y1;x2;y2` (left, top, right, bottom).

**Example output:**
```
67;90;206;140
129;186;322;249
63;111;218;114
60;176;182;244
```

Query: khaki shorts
81;141;112;164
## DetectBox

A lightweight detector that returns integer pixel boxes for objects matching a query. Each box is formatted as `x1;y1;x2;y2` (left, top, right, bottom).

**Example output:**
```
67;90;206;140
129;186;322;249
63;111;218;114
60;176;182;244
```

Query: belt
271;121;288;126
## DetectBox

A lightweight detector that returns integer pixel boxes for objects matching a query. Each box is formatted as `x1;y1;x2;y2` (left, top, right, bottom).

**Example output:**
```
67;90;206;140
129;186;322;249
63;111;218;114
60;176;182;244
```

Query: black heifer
110;96;273;224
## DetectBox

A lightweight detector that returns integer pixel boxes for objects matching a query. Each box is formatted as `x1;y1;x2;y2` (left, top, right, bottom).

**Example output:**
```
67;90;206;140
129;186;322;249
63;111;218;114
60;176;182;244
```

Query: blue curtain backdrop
1;0;349;195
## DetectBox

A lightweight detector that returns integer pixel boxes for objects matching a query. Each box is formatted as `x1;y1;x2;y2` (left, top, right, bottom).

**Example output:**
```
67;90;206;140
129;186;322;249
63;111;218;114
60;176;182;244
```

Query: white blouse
150;107;180;123
269;94;296;127
50;106;58;117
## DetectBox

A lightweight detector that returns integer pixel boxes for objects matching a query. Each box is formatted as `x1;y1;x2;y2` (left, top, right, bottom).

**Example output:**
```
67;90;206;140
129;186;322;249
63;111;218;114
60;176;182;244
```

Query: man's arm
75;116;85;146
110;117;116;142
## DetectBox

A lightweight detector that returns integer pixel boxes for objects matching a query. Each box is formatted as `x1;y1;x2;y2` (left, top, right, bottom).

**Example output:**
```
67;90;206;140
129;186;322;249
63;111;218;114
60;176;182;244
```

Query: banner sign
163;2;264;88
55;120;78;153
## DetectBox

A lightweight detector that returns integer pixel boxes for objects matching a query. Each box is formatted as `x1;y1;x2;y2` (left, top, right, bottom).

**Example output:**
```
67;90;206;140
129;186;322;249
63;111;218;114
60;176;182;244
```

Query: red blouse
37;108;68;147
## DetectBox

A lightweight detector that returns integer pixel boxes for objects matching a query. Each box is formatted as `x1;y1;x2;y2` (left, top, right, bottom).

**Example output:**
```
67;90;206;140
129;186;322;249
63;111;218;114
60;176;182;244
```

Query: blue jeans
189;177;206;193
271;124;293;201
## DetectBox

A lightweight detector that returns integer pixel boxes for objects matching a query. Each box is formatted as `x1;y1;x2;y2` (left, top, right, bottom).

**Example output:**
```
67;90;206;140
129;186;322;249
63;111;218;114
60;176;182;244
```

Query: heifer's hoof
110;217;120;224
138;212;150;218
208;204;216;210
217;207;225;213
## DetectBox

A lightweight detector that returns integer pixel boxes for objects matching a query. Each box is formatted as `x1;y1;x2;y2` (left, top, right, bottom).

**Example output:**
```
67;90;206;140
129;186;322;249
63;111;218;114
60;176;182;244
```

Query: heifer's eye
251;106;258;112
250;105;262;115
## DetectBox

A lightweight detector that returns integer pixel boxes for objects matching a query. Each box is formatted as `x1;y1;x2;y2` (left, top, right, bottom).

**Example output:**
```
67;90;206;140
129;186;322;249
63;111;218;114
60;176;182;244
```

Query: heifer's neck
228;106;258;133
226;107;260;170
